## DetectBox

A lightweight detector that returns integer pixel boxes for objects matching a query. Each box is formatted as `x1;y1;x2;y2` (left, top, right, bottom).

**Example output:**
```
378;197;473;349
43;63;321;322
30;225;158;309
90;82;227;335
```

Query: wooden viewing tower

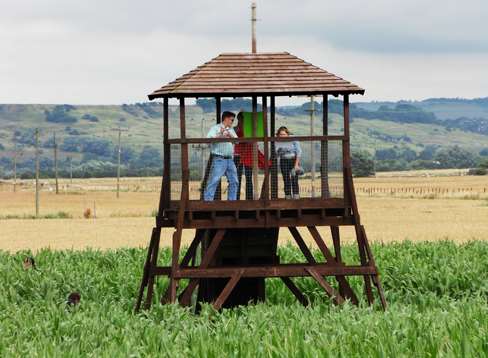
135;30;386;311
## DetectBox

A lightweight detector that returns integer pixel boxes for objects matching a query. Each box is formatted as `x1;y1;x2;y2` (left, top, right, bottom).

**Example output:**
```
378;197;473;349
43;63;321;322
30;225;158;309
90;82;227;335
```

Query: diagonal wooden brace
281;277;309;306
178;229;226;306
307;226;359;305
305;267;345;305
212;269;244;310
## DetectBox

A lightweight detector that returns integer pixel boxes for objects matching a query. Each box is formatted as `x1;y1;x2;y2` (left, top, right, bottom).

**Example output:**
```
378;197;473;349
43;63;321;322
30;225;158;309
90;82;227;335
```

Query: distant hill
0;98;487;177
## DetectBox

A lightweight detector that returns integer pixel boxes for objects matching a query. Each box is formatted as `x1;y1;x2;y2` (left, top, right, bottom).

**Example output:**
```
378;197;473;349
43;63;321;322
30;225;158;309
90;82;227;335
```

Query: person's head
277;126;290;137
221;111;235;128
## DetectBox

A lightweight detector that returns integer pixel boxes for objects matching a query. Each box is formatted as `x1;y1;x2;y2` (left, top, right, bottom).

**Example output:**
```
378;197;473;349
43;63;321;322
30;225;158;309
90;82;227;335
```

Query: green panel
242;112;264;137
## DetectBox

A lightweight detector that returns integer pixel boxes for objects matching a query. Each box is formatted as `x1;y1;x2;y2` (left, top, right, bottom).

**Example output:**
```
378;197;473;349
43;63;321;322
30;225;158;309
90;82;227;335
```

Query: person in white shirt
203;111;239;201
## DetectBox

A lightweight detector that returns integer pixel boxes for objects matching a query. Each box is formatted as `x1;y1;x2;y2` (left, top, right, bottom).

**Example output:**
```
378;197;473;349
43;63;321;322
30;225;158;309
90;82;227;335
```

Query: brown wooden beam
321;94;330;199
215;96;222;200
167;135;346;144
305;267;345;305
262;96;269;201
212;270;243;310
252;96;259;200
168;197;347;211
159;215;354;230
178;229;226;305
173;264;376;278
307;226;359;304
288;227;316;263
281;277;309;306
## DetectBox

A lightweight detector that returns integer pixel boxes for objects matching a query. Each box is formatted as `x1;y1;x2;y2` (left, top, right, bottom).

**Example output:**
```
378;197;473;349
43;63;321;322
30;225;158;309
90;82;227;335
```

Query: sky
1;0;488;104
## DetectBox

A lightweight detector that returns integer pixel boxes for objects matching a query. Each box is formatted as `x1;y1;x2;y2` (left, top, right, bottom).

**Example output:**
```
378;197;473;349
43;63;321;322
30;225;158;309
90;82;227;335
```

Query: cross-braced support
135;222;386;312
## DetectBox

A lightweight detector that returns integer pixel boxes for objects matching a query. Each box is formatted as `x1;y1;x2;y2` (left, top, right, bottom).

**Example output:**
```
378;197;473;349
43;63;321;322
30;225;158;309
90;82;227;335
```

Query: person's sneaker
285;195;292;199
293;194;300;199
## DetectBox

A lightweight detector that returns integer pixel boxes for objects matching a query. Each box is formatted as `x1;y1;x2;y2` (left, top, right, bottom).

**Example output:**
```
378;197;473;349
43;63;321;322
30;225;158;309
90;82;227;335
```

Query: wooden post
69;157;73;184
116;129;121;198
270;96;278;199
309;96;316;197
13;140;22;193
342;94;350;205
159;98;170;214
215;97;222;200
35;128;39;217
262;96;269;201
112;127;128;199
180;98;189;199
252;96;259;200
321;94;330;198
53;132;59;194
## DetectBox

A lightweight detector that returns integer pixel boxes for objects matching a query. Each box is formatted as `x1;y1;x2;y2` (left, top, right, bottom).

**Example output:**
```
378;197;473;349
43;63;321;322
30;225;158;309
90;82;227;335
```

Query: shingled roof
148;52;364;99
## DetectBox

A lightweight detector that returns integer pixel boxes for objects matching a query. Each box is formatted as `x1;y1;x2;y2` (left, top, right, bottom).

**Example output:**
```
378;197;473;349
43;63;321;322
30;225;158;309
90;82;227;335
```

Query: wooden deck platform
157;198;354;229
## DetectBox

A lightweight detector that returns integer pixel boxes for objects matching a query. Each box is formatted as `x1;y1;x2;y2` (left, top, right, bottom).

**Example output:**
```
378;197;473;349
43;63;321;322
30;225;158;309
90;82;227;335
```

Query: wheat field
1;170;487;252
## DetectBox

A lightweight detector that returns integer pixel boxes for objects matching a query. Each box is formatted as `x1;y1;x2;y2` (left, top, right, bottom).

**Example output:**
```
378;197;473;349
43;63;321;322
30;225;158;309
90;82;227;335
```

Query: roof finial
251;2;257;53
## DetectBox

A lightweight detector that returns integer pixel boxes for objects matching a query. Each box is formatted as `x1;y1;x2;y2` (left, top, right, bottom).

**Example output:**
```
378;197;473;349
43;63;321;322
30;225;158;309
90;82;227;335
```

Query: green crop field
1;241;487;357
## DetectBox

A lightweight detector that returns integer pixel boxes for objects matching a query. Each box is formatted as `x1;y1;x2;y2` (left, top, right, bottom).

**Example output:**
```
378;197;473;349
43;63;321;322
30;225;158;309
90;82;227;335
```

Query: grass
0;211;72;220
0;241;487;356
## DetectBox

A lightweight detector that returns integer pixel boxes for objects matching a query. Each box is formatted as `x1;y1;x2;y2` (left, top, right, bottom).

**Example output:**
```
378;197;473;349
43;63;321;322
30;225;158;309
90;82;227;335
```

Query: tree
45;105;77;124
352;151;375;177
136;146;162;168
375;148;397;160
398;148;417;162
419;145;438;160
112;146;136;165
434;146;477;169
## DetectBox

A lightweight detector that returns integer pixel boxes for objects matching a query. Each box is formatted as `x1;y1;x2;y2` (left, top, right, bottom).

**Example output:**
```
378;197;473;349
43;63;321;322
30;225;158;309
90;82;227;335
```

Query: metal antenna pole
251;2;257;53
35;128;40;217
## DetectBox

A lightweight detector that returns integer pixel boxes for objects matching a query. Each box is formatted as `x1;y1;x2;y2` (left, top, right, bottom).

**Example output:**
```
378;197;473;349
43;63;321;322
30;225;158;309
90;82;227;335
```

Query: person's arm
207;125;217;138
207;124;226;138
294;141;302;168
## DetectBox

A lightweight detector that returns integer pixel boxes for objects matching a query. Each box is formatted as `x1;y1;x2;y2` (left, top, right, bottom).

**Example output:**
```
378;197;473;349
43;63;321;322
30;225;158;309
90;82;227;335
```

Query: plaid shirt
207;124;237;157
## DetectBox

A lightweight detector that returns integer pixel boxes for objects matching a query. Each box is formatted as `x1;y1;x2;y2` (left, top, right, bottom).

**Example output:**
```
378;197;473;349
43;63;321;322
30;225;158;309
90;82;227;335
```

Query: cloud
1;0;487;103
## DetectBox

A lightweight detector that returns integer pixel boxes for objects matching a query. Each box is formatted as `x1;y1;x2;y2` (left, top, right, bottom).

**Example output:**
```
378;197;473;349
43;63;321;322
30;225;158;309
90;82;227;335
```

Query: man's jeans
203;157;238;201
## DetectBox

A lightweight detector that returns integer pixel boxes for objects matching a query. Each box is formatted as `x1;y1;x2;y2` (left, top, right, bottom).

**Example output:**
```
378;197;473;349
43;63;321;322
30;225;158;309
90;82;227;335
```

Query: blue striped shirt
207;124;237;157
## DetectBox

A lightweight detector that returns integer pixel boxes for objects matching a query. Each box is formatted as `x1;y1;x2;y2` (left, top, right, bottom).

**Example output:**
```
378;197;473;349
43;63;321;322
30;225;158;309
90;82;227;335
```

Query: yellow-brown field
1;170;487;252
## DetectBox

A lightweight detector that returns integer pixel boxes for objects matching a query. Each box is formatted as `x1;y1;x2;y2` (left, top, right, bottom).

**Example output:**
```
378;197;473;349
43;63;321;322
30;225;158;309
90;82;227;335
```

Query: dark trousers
280;157;299;196
234;155;254;200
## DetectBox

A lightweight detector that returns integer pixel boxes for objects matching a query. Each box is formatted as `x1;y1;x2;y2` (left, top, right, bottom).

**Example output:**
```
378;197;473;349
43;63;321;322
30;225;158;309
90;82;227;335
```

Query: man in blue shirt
203;111;239;201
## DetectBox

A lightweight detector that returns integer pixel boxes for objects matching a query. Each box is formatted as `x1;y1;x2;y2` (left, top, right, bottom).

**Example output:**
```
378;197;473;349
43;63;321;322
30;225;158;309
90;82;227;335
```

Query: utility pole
35;128;40;217
112;127;128;198
69;156;73;184
13;138;23;193
251;2;257;53
53;132;59;194
306;96;317;197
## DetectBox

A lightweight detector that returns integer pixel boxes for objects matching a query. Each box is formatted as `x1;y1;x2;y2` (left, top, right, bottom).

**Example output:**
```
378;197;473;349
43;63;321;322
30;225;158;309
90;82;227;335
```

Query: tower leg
360;226;387;310
135;227;161;312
